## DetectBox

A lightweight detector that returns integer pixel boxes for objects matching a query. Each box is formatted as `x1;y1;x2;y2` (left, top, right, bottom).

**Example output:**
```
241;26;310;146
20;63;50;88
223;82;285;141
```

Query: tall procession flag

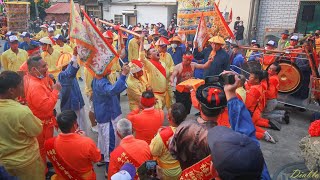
193;13;209;52
69;0;119;79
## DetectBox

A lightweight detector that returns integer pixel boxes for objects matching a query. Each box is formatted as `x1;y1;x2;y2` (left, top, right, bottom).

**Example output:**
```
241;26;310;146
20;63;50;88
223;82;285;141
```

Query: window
114;15;123;24
295;1;320;33
87;6;101;18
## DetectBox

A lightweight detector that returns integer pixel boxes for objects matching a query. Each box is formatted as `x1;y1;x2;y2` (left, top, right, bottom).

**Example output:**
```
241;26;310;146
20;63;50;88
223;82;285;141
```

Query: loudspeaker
302;5;315;21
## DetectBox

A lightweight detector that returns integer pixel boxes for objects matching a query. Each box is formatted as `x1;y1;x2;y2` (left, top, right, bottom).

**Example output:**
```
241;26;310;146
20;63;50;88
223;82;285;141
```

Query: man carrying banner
139;34;167;109
92;62;130;173
45;110;101;180
108;118;151;179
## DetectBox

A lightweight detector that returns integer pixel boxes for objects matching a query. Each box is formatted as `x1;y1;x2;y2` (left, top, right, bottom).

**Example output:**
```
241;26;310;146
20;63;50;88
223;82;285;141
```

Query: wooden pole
239;45;307;55
98;19;141;37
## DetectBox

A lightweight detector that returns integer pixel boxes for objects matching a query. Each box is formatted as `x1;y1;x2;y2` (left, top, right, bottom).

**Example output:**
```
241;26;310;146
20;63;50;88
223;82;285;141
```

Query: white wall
103;4;171;26
218;0;251;38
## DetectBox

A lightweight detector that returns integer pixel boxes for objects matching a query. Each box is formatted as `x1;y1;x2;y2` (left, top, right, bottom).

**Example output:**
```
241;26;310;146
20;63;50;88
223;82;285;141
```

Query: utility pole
34;0;39;18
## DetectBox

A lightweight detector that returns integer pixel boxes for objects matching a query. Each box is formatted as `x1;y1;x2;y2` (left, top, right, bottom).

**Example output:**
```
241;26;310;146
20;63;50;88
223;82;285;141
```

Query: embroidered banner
177;0;234;39
69;0;119;79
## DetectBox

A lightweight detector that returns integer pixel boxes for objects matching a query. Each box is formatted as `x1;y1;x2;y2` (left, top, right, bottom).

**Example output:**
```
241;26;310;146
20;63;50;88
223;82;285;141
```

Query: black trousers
174;91;192;114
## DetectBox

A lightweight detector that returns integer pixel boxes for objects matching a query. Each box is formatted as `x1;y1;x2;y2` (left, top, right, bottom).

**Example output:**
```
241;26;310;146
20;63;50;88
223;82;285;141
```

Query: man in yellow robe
39;37;61;79
53;34;73;54
157;37;175;110
128;27;142;62
139;35;167;109
34;25;48;41
126;60;147;111
1;36;28;72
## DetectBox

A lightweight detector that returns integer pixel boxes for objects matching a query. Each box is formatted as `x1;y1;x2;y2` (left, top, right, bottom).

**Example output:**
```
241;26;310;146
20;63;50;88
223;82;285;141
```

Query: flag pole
98;19;141;37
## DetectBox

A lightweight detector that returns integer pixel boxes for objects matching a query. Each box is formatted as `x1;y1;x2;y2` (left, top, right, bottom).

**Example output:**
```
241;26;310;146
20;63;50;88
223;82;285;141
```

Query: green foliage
30;0;51;21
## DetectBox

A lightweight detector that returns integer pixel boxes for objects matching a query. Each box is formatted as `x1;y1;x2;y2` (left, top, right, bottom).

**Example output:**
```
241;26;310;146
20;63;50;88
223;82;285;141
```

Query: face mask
171;44;177;49
35;68;45;79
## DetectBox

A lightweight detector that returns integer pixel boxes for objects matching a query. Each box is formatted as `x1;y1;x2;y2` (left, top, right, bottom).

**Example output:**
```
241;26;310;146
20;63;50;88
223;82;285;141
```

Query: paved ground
0;40;314;179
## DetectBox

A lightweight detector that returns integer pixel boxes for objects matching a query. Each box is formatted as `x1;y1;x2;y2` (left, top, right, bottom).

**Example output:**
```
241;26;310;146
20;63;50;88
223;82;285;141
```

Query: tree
30;0;51;21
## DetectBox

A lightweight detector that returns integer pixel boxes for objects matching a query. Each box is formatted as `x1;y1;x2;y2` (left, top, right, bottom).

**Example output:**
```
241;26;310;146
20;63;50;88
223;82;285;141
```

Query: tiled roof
45;2;80;14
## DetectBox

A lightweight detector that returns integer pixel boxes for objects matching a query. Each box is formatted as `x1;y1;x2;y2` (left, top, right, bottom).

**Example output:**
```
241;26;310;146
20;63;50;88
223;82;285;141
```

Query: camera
205;74;236;85
138;160;158;180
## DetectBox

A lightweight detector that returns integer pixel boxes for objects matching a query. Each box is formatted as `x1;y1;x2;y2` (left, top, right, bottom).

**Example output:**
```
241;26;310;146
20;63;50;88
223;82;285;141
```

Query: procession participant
263;62;289;124
277;30;290;50
39;37;61;79
148;29;160;48
208;126;264;180
245;39;257;59
47;27;55;43
248;44;261;62
261;40;277;69
170;51;214;114
61;23;69;40
0;71;44;180
111;163;136;180
291;41;312;100
103;30;121;84
84;67;98;132
53;34;73;54
24;56;61;164
92;63;130;173
150;103;187;180
108;118;151;179
128;27;142;62
3;31;15;52
58;47;87;132
55;23;62;35
45;110;101;180
246;70;281;132
193;40;213;65
19;32;40;51
169;81;227;179
157;37;175;110
127;90;164;144
230;44;245;74
139;34;167;109
203;36;230;78
34;24;48;40
315;30;320;55
167;36;185;65
126;60;147;111
1;36;28;72
287;35;299;49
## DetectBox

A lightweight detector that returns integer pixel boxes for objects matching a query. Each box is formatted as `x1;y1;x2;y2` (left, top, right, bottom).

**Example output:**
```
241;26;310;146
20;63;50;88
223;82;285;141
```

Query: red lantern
44;0;49;3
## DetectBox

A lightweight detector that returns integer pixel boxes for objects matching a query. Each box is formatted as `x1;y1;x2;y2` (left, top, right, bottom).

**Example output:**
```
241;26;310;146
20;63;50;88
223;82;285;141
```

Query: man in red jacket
127;90;164;144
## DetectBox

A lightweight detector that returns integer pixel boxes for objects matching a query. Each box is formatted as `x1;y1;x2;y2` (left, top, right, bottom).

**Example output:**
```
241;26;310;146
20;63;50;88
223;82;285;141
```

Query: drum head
270;60;302;94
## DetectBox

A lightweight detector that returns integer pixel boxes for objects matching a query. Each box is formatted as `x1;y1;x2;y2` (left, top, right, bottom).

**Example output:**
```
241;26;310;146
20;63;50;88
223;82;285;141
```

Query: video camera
205;73;239;86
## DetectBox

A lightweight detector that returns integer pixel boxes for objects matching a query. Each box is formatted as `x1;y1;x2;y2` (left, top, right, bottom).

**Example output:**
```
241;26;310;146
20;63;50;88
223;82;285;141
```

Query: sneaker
264;131;276;144
284;114;290;124
96;161;106;167
194;112;200;116
91;125;98;133
269;120;281;131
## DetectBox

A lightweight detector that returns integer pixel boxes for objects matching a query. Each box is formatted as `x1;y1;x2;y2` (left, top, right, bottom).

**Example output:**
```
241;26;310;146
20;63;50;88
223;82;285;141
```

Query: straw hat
155;37;170;46
39;37;53;45
169;36;182;43
208;36;226;45
56;53;72;68
129;60;143;73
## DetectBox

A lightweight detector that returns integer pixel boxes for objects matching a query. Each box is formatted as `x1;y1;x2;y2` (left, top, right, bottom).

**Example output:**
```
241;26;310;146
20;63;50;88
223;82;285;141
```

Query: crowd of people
0;15;320;180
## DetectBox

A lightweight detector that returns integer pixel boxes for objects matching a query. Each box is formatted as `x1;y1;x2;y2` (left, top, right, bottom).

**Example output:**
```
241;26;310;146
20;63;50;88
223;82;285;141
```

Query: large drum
276;60;302;94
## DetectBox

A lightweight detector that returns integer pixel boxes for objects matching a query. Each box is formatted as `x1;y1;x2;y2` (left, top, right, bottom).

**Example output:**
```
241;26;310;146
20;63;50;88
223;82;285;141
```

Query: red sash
150;59;166;78
111;145;140;168
44;138;85;180
180;155;217;180
159;127;174;149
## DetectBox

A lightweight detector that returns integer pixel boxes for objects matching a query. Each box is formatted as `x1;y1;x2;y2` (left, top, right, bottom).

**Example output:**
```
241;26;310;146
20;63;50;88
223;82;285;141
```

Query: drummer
285;35;303;62
261;40;277;70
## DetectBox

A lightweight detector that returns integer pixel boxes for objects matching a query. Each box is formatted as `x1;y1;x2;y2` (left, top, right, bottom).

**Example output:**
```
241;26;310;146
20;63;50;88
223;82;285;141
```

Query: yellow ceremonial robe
160;52;175;110
140;51;167;109
53;44;73;54
107;45;121;84
126;75;147;111
1;48;28;72
34;30;48;41
54;29;61;36
84;67;93;97
128;38;139;62
41;49;61;79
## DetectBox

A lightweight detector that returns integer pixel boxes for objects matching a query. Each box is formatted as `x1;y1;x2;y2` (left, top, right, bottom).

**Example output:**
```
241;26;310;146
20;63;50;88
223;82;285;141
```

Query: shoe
96;161;106;167
264;131;276;144
91;125;98;133
194;112;200;116
269;120;281;131
284;114;290;124
78;77;83;81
